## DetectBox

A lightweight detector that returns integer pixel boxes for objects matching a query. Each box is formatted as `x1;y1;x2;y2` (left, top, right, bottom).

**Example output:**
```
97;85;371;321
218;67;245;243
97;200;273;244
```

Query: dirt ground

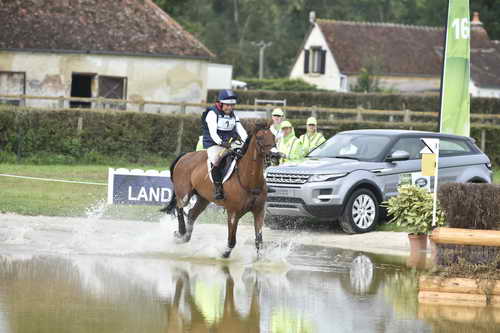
0;213;411;257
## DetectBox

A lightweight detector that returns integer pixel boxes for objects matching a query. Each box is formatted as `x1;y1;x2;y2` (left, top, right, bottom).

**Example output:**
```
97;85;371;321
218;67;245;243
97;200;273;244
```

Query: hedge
208;89;500;115
438;183;500;230
1;106;499;166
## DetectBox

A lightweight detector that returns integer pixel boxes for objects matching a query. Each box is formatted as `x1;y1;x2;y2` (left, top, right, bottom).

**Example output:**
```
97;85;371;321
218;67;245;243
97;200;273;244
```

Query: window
99;76;127;110
340;74;347;92
439;138;473;156
0;71;25;106
304;47;326;74
390;138;425;160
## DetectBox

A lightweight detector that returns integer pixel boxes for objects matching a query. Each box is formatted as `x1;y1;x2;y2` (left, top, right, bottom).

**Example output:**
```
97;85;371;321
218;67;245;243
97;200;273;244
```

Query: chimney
309;11;316;25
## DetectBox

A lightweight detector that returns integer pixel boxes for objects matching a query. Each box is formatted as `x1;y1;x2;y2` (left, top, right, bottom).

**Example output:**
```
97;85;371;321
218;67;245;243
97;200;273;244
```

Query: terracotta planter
408;233;428;253
407;233;428;269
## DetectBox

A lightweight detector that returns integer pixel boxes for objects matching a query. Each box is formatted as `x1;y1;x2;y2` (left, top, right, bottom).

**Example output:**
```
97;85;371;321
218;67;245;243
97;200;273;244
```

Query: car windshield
308;133;391;161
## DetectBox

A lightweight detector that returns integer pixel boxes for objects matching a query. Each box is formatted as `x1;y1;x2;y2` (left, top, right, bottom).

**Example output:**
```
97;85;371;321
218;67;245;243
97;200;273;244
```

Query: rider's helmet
217;89;238;105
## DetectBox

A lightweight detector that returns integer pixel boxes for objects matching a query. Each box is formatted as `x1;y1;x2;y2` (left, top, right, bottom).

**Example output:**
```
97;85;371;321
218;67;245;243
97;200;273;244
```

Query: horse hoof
221;250;231;259
173;231;188;243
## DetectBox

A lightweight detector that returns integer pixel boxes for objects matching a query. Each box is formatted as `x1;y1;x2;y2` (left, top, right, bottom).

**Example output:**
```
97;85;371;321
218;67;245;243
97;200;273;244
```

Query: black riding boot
211;166;224;200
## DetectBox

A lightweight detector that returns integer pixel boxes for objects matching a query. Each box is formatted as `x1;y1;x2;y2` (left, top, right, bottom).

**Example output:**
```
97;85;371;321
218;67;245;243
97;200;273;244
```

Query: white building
0;0;215;111
290;12;500;98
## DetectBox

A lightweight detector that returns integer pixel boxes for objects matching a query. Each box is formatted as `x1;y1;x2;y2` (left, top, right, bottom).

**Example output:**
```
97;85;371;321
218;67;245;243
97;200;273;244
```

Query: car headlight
308;172;348;182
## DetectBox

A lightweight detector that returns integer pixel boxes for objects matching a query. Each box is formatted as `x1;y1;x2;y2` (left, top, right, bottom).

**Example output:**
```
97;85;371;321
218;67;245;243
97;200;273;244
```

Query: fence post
77;117;83;135
139;102;145;113
356;107;363;122
311;105;317;119
481;128;486;152
389;114;394;122
175;118;185;155
59;96;65;109
266;105;271;119
404;109;411;123
180;102;186;114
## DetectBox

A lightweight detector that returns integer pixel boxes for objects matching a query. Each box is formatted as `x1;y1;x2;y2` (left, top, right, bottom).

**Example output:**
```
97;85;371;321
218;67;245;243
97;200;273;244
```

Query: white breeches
207;145;227;166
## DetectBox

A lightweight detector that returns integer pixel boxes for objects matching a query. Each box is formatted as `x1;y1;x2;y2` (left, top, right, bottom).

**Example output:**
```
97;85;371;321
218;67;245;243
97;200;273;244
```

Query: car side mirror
386;150;410;162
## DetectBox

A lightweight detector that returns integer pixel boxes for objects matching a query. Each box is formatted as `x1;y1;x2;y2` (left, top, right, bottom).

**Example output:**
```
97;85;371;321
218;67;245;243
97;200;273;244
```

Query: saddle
207;148;244;184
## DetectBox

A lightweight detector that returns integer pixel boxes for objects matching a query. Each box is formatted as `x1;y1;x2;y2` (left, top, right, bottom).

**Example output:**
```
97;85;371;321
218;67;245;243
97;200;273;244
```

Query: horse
162;124;276;258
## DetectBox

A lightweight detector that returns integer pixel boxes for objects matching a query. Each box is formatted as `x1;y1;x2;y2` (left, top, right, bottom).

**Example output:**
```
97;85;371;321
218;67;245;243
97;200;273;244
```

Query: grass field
1;163;499;226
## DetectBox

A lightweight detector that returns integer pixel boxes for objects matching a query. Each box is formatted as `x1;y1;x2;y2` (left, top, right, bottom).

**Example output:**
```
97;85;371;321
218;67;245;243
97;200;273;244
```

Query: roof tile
0;0;214;59
316;19;500;88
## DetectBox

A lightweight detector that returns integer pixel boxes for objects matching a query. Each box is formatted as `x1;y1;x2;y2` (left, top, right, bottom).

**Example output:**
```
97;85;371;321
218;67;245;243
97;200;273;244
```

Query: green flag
439;0;470;136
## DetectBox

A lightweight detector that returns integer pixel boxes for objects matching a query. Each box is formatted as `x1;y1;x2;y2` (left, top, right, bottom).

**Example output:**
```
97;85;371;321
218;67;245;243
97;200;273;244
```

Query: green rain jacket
196;136;204;151
299;132;326;154
277;127;304;163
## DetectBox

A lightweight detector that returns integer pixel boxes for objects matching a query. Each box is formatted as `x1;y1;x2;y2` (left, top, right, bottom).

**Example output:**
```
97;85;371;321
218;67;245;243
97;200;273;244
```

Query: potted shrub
384;185;446;253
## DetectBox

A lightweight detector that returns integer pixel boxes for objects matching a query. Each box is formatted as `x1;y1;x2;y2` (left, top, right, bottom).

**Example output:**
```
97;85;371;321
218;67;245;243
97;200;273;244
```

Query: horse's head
254;128;276;154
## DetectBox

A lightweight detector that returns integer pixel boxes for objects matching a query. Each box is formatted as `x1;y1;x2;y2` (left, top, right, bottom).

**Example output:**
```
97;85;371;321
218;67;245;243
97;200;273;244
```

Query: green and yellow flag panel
439;0;470;136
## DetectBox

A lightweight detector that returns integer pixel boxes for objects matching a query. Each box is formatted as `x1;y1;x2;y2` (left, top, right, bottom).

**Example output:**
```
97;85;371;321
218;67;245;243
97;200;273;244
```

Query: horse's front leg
253;206;265;258
222;211;240;258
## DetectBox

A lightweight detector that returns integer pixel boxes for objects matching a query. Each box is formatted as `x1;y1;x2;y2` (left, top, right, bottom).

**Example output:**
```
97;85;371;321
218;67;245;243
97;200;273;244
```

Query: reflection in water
349;254;374;295
0;246;499;332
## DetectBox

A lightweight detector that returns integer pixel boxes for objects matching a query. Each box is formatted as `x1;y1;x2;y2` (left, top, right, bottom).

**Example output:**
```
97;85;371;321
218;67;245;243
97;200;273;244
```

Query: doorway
70;73;94;108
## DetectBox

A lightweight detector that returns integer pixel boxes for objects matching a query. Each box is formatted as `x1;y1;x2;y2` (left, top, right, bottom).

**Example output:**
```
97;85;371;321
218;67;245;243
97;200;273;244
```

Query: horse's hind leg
173;207;188;243
183;195;209;242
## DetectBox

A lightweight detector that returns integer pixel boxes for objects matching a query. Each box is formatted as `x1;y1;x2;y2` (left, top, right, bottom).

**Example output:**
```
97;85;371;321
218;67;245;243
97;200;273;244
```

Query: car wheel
339;188;379;234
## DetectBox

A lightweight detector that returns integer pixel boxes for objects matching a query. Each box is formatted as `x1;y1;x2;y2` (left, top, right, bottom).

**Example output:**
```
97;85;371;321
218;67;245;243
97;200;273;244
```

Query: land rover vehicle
265;129;492;233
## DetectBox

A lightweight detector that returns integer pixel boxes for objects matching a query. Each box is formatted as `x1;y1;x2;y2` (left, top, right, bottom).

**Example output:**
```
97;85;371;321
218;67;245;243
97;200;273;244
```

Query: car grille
267;197;304;204
266;173;310;184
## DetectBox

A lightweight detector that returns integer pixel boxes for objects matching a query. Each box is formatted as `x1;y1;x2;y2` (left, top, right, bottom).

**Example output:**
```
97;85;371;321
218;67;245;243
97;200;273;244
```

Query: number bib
217;115;236;131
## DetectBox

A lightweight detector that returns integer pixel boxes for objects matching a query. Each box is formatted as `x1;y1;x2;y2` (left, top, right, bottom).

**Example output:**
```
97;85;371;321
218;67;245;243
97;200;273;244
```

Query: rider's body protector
202;105;247;149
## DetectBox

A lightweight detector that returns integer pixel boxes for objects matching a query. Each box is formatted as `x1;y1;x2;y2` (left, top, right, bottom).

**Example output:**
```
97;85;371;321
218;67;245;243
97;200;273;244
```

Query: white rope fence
0;174;107;186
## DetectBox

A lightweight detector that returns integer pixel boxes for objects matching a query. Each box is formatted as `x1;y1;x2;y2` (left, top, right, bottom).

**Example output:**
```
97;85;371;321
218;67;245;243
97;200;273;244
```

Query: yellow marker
421;153;436;176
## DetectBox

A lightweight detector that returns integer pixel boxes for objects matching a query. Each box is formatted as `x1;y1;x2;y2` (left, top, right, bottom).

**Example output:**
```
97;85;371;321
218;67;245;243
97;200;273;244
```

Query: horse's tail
160;152;187;215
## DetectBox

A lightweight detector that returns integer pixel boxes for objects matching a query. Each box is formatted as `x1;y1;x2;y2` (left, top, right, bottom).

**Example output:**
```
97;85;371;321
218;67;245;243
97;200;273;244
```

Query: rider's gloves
220;140;231;149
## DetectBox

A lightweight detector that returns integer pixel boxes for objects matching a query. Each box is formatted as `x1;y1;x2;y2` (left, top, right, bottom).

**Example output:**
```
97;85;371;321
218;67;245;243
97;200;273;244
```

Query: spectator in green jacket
299;117;326;154
196;135;205;151
277;120;304;163
270;107;285;144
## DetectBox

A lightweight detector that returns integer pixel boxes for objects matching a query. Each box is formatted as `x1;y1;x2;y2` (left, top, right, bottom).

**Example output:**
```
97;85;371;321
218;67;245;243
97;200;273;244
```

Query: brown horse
162;125;275;258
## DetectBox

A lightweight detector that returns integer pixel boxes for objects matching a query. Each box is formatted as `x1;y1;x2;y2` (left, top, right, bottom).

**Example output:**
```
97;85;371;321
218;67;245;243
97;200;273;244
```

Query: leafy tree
153;0;500;79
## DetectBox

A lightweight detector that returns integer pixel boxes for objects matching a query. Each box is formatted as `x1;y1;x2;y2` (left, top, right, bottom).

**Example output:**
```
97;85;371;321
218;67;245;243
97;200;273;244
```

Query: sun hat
280;120;292;128
306;117;317;125
272;108;284;116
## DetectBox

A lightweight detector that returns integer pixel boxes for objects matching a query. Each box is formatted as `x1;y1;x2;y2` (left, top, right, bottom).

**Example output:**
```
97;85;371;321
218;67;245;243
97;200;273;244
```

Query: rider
202;89;248;200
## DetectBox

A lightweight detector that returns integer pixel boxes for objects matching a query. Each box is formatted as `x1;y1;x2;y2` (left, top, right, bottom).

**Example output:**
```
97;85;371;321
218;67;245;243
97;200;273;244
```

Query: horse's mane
239;135;252;156
239;123;269;156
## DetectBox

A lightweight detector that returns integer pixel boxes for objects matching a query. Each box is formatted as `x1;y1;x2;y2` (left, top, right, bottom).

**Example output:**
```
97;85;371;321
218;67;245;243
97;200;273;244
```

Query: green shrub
383;185;446;234
240;78;320;91
438;183;500;230
1;105;499;167
208;89;500;114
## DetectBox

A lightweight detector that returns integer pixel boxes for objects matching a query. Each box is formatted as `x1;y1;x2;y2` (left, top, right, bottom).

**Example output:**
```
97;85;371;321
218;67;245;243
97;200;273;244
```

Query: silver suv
265;129;492;233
